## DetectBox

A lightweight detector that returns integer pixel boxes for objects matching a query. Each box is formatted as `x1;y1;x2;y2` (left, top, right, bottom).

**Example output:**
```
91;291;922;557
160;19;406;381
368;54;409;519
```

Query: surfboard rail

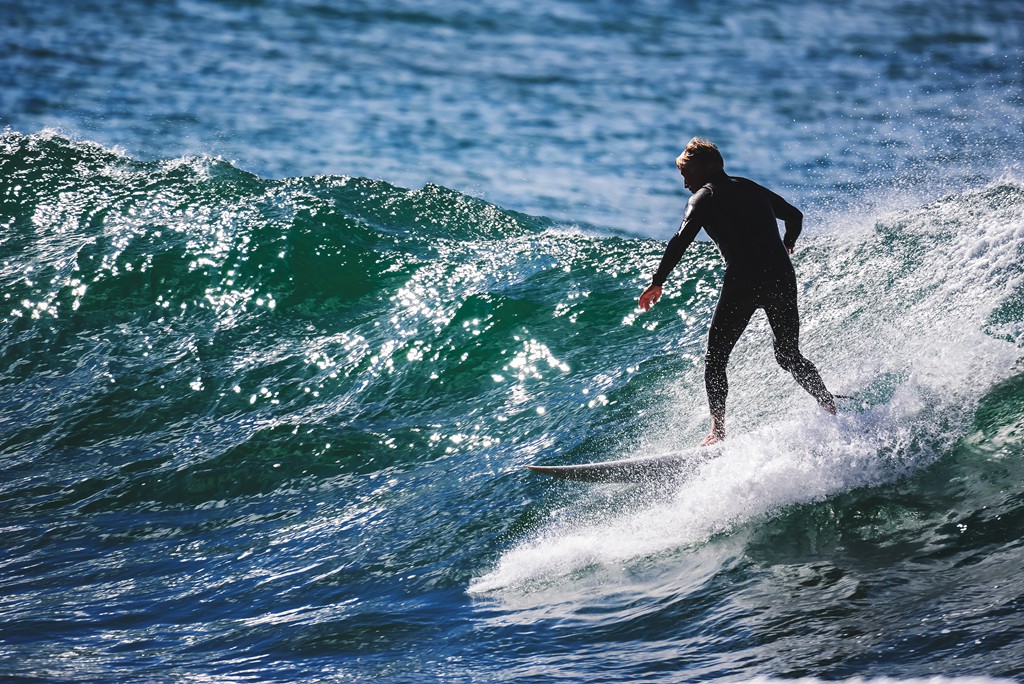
525;451;705;483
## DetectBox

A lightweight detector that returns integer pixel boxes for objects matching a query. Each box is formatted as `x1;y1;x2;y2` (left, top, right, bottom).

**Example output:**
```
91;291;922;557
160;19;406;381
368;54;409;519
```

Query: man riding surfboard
639;137;836;446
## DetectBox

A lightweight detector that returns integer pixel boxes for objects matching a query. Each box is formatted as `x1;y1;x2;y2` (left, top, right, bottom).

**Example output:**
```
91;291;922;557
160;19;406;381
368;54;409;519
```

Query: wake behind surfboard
525;451;708;483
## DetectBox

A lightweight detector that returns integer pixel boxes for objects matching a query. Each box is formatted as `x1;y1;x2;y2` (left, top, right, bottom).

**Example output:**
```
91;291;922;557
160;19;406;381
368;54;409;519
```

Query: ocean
2;0;1023;681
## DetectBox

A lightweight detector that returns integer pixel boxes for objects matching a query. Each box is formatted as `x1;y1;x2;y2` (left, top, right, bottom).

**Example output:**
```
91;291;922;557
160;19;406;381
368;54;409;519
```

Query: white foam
472;402;909;594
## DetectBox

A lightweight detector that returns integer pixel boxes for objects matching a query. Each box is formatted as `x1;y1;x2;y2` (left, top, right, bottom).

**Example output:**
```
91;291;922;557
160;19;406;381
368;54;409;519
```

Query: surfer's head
676;137;724;192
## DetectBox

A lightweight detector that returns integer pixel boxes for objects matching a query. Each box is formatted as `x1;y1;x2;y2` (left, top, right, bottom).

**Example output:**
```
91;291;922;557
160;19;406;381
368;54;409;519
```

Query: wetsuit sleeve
768;190;803;250
651;190;707;286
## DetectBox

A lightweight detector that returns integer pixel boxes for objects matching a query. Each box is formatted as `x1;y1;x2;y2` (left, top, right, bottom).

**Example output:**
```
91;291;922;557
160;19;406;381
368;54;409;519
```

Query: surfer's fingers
638;285;661;311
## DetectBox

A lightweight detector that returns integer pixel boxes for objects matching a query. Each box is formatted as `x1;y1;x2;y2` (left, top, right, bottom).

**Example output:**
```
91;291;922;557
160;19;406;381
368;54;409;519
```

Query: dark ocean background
2;0;1024;682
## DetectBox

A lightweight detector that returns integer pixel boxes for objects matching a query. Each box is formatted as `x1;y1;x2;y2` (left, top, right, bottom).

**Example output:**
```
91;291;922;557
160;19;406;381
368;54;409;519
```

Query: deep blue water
6;0;1023;233
2;1;1024;682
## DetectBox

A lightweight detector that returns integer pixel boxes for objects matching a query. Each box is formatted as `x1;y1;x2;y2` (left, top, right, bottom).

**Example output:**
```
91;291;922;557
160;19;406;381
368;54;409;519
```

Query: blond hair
676;137;724;173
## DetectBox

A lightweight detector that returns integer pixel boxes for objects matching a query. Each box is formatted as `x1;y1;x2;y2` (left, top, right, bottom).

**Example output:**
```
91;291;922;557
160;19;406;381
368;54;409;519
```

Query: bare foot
700;431;724;447
700;416;725;447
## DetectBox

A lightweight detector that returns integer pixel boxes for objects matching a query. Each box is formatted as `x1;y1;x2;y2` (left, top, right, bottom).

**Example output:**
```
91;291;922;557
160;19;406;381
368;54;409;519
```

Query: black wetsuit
651;170;832;419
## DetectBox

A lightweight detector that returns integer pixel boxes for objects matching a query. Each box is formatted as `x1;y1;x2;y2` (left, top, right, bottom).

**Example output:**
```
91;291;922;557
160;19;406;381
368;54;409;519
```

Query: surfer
638;137;836;446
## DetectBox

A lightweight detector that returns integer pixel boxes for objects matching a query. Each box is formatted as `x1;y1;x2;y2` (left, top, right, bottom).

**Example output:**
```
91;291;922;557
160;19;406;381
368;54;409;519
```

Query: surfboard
525;451;705;483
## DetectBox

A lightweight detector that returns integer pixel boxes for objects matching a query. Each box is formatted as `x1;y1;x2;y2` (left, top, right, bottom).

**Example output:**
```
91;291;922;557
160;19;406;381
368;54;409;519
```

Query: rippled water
4;0;1022;232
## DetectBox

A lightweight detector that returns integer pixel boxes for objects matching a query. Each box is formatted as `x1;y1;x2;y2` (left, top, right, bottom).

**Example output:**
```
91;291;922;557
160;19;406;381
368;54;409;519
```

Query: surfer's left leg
704;280;757;444
764;277;836;414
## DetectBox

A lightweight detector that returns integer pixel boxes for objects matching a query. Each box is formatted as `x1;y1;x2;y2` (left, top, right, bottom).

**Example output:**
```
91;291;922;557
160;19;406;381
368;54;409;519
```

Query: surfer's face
677;161;708;193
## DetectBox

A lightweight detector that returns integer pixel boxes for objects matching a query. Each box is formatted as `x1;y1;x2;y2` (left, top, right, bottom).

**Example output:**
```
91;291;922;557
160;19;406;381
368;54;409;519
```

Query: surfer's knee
774;346;803;373
705;345;730;376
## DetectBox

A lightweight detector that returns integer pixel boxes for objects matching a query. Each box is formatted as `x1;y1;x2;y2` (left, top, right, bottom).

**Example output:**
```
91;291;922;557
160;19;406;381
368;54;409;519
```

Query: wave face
2;131;1024;681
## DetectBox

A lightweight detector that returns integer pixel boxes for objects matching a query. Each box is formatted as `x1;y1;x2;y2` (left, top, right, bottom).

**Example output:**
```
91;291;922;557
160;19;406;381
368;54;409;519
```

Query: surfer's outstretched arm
639;195;705;311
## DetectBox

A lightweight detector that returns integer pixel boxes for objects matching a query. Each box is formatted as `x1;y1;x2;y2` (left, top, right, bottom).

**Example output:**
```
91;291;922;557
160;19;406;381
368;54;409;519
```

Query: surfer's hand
638;284;662;311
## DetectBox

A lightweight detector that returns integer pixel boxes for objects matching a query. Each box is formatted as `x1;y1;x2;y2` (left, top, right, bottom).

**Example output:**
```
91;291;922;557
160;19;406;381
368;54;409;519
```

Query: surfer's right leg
764;277;836;414
704;283;756;445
